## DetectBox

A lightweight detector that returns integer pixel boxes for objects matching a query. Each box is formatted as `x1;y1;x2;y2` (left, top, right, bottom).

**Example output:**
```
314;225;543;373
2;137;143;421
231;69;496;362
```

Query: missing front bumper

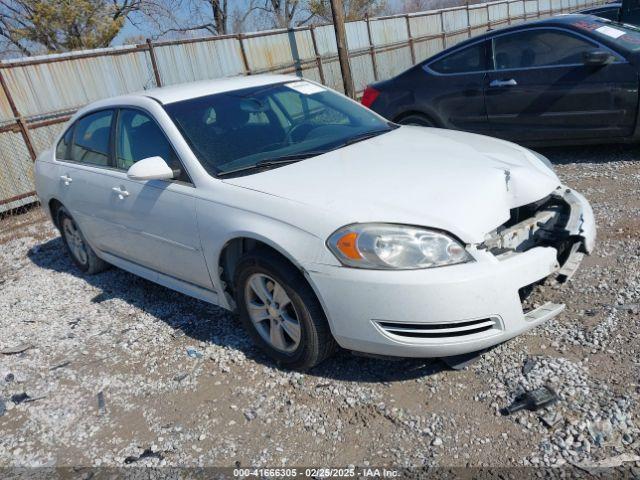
481;186;594;282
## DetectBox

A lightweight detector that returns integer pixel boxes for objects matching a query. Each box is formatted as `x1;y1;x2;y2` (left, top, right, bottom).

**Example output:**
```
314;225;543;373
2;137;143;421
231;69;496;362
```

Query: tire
234;249;337;370
397;114;436;127
57;207;109;274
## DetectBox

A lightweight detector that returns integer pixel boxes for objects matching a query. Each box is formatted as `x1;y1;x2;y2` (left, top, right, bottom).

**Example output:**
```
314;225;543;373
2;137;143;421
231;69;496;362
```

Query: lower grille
375;317;501;339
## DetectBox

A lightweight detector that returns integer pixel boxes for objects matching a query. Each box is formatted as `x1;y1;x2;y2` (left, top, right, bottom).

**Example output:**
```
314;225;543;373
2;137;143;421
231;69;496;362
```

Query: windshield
572;18;640;50
164;80;394;177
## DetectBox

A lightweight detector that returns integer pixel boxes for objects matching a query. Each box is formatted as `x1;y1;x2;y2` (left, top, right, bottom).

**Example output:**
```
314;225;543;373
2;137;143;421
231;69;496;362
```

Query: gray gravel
0;143;639;468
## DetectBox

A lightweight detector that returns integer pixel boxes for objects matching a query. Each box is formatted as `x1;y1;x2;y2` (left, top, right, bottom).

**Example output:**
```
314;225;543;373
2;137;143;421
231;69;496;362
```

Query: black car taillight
361;86;380;108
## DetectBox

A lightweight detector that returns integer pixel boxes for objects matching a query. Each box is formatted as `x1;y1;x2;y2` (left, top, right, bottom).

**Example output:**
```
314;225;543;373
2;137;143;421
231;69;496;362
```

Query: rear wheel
58;207;109;274
398;114;435;127
234;249;336;370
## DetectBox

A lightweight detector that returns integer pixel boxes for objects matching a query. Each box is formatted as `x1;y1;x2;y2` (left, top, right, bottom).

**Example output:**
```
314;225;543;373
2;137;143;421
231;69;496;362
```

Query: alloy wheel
244;273;301;353
62;217;88;266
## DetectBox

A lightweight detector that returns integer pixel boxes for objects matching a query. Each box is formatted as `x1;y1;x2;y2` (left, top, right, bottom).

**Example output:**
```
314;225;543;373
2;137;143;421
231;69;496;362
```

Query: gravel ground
0;144;639;470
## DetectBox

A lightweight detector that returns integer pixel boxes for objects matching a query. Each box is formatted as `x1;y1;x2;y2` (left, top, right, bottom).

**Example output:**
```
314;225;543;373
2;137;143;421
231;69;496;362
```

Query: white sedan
34;74;596;370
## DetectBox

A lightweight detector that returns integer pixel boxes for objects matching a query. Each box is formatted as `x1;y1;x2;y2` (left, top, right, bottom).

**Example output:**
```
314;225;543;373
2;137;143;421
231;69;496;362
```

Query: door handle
490;79;518;87
112;186;130;199
60;175;72;186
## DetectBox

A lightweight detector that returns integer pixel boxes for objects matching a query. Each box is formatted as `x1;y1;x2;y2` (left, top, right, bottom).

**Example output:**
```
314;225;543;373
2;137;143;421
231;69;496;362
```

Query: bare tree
156;0;260;38
253;0;316;29
308;0;385;22
390;0;478;14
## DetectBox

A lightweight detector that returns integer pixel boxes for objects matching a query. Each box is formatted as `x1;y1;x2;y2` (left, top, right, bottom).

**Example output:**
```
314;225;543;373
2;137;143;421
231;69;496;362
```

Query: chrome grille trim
375;317;502;339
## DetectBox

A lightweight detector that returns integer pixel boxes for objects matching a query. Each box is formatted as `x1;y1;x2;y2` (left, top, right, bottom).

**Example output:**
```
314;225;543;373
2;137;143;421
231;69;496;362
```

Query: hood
222;126;560;244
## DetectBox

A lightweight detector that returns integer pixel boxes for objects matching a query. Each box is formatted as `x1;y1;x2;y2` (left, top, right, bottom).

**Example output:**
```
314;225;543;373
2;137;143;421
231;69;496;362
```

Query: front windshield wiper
216;151;327;177
335;128;394;148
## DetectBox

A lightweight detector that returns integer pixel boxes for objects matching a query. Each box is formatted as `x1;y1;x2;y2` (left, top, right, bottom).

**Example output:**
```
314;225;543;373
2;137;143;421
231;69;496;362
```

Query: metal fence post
146;39;162;87
405;14;416;65
0;69;36;161
486;3;491;30
365;15;379;82
238;34;251;75
440;12;446;49
310;26;326;85
466;5;472;38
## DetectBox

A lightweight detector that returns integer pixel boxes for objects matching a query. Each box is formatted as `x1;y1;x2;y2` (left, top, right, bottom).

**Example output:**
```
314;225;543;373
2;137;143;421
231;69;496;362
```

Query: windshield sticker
596;25;626;39
286;81;326;95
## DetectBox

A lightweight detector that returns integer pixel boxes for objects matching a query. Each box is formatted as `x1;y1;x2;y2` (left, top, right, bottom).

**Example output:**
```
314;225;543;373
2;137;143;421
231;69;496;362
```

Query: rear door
55;109;120;251
421;40;491;134
485;27;638;142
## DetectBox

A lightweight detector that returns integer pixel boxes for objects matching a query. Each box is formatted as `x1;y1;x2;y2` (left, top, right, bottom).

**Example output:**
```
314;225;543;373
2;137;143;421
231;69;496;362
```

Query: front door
98;108;212;289
485;27;638;142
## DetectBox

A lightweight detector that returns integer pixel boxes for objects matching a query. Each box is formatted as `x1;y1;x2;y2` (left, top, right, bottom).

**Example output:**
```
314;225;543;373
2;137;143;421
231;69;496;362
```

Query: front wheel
234;250;337;370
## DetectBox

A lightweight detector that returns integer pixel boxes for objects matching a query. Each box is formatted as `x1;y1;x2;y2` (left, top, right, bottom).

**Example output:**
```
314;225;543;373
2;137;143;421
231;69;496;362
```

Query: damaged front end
481;186;595;283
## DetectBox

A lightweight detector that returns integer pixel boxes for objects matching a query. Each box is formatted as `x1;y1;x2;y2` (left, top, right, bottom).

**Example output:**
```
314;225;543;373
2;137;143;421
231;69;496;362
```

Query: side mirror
583;50;615;67
126;156;174;181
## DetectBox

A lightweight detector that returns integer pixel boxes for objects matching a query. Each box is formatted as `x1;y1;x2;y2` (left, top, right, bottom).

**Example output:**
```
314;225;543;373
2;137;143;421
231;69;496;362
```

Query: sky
115;0;440;44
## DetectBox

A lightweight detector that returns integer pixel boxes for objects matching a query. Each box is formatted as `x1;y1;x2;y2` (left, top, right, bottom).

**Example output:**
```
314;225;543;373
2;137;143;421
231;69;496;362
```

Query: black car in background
579;3;623;21
579;0;640;24
363;15;640;146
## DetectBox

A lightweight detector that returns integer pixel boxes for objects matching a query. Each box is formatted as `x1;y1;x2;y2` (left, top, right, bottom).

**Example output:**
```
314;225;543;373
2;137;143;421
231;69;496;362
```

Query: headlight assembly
327;223;473;270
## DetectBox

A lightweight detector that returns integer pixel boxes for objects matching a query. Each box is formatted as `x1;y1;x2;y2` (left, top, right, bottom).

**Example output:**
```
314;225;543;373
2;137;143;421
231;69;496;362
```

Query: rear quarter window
429;42;487;74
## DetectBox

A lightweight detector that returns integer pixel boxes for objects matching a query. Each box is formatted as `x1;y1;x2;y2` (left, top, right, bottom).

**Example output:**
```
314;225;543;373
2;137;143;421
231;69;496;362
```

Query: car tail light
361;86;380;108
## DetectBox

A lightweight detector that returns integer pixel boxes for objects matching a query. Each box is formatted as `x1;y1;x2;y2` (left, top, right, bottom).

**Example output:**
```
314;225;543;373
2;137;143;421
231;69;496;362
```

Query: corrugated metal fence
0;0;603;213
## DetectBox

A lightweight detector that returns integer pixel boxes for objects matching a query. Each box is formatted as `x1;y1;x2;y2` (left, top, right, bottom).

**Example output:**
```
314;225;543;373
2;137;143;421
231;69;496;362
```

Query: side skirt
99;251;221;306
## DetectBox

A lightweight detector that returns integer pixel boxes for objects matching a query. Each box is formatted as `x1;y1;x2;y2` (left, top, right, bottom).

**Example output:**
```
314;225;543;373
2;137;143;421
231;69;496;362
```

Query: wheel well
218;238;301;303
48;199;63;229
394;110;438;126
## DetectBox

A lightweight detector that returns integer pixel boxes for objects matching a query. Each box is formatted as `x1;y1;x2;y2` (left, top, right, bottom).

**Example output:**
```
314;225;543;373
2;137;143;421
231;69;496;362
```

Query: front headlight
327;223;473;270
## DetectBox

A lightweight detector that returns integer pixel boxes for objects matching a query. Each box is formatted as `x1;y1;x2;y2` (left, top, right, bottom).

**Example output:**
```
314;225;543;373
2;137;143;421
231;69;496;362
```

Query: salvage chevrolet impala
34;75;596;369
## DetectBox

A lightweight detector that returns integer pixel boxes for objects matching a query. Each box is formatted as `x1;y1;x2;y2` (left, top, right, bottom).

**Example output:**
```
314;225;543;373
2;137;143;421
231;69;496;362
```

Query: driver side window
115;109;190;183
492;29;598;70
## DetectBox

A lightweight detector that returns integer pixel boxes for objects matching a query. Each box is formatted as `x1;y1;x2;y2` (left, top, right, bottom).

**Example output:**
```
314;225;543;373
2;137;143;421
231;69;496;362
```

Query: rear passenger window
429;43;487;74
56;127;73;160
70;110;113;166
115;109;190;183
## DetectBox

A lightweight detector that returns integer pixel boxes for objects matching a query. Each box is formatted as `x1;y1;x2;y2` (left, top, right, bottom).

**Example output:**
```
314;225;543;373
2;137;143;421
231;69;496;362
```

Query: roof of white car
142;74;297;104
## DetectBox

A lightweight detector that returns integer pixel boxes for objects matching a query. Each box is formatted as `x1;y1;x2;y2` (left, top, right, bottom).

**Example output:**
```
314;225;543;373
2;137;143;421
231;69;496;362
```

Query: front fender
195;196;339;310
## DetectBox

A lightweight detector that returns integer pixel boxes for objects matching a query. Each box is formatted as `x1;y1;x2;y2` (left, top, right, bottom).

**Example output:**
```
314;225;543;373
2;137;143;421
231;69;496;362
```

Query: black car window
115;109;190;183
70;110;113;166
429;42;486;74
492;29;597;70
55;126;73;160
